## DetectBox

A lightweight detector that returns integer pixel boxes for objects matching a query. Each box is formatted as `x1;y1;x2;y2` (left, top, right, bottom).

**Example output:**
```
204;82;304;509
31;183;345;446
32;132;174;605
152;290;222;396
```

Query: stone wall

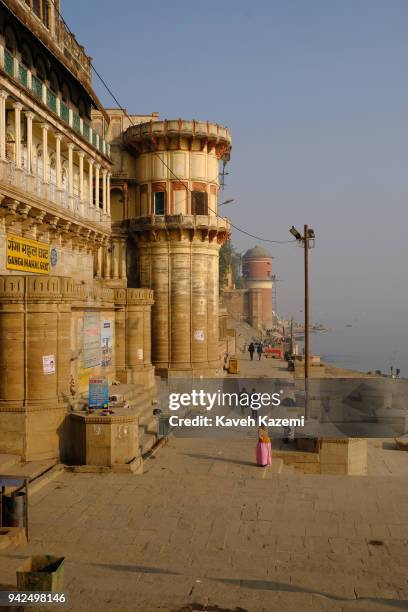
0;275;154;461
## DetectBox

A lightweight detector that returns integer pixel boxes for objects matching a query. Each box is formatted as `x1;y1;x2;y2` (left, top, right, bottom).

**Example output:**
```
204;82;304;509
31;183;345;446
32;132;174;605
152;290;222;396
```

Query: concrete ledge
65;455;143;475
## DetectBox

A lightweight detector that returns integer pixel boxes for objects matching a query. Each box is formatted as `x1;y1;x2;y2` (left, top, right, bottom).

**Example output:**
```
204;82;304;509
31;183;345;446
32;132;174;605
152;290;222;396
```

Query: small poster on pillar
42;355;56;375
101;320;113;367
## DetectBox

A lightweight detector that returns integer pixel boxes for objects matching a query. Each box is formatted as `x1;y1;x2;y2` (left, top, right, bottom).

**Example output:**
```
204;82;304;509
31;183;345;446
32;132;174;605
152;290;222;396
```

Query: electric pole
289;224;315;419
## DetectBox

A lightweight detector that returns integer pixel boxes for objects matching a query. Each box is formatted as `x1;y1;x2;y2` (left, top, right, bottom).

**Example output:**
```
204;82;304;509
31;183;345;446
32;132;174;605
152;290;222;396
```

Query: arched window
78;98;86;119
61;82;71;103
4;26;17;53
49;70;59;93
36;57;46;82
21;43;33;69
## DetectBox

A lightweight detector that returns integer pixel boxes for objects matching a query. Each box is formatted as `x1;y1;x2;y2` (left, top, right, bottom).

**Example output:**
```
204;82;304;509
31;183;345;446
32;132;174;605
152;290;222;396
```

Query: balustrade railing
0;158;108;226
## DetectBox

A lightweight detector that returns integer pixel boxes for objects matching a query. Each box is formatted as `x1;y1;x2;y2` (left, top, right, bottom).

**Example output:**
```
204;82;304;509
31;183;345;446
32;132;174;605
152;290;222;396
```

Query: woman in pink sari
256;427;272;467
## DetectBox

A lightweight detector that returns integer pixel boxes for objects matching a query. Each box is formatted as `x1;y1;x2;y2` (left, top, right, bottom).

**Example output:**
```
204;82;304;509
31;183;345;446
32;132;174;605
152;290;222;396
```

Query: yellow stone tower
106;116;232;376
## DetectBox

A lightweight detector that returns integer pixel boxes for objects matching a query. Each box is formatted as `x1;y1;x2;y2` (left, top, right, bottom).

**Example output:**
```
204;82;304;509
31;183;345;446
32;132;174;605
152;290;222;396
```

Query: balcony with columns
0;90;112;232
0;39;110;159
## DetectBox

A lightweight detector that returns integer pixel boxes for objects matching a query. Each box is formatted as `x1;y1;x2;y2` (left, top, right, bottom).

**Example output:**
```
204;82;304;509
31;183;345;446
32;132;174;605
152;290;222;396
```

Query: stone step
140;433;157;457
1;460;61;495
4;459;57;482
0;454;21;472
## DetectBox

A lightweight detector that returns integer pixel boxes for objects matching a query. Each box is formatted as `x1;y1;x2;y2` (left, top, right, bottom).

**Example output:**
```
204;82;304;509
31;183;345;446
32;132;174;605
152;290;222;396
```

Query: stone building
221;245;273;332
98;110;232;377
0;0;232;462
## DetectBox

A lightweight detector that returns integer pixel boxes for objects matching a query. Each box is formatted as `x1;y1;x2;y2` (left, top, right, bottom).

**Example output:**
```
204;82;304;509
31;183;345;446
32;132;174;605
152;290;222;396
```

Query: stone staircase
109;383;159;458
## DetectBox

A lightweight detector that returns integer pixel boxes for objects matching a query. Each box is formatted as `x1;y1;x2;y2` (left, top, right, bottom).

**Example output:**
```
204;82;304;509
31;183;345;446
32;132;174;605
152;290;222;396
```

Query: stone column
57;278;73;402
125;289;154;384
0;91;8;160
67;143;74;202
13;102;22;168
102;168;107;216
103;244;112;279
0;276;25;407
78;151;85;216
25;111;34;173
107;172;111;217
169;241;191;369
191;241;208;366
26;278;59;406
41;123;49;183
207;244;220;366
114;290;126;381
150;243;170;369
55;133;62;189
119;239;127;280
95;163;100;211
88;158;94;208
112;240;120;279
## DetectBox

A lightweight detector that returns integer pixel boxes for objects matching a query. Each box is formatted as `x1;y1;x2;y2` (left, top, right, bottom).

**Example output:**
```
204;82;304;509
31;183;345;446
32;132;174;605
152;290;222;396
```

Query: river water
308;317;408;377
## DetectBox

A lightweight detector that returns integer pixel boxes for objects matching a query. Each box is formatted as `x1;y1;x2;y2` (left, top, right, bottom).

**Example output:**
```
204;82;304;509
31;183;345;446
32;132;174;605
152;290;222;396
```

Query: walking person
248;342;255;361
257;343;263;361
256;427;272;467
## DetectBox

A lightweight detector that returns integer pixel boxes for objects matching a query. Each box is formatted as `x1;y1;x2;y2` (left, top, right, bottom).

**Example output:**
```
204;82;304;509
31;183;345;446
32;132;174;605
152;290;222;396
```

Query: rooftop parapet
124;119;232;160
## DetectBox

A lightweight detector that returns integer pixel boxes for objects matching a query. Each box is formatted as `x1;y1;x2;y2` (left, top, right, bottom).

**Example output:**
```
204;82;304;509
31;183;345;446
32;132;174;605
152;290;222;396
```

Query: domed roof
243;245;273;260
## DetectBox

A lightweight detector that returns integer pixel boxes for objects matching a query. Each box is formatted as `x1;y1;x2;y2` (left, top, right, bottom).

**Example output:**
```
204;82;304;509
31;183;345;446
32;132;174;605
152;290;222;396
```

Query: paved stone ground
1;436;408;612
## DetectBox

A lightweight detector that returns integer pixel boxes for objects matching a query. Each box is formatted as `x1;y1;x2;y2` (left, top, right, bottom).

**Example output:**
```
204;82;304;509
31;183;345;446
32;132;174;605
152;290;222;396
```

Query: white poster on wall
137;348;143;361
43;355;56;375
194;330;205;342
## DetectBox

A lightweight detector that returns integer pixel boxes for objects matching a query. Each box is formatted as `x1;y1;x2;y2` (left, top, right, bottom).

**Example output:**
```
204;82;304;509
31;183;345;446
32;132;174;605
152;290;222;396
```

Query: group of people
247;341;264;361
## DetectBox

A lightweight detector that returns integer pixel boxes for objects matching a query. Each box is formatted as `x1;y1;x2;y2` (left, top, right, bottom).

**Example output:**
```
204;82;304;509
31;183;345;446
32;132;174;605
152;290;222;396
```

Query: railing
0;158;108;227
0;45;111;159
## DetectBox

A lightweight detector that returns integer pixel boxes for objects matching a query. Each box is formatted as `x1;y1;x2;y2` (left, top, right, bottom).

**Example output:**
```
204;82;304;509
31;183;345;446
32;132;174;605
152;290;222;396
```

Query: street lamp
218;199;235;207
289;224;316;419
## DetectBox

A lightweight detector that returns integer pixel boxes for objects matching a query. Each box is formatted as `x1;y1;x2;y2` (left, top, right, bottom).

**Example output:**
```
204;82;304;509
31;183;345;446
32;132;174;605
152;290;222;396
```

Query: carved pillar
88;158;94;213
107;172;111;217
112;240;120;279
41;123;49;183
55;133;62;189
78;151;84;201
25;111;34;173
119;238;127;280
102;168;107;215
0;91;8;160
13;102;22;168
95;163;100;211
103;243;112;279
67;143;74;203
114;291;126;381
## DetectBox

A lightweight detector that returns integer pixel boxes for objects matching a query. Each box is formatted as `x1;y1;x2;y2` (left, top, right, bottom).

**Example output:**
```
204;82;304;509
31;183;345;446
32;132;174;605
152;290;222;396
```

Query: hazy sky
64;0;408;327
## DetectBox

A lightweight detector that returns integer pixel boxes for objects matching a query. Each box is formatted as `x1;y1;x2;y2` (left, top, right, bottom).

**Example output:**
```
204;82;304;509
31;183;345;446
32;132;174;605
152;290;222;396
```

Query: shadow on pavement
90;562;408;609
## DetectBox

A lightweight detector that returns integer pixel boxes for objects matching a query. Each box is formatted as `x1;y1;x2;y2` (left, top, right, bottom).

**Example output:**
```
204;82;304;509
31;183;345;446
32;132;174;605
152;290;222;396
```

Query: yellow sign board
6;234;50;275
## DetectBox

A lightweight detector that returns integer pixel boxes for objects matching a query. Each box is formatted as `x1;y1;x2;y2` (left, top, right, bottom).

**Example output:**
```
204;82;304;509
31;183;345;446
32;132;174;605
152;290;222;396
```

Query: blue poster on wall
89;377;109;409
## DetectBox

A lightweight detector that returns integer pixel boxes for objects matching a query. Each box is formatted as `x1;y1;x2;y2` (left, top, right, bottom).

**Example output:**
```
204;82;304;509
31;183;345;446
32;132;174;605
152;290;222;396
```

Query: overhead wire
49;0;295;245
